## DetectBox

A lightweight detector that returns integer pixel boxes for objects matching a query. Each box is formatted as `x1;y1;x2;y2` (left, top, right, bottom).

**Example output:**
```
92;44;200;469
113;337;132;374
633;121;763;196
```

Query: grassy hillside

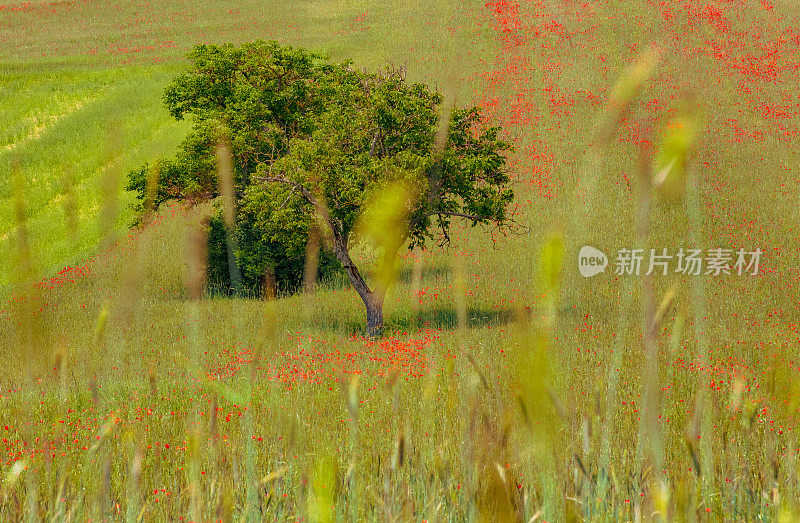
2;0;800;520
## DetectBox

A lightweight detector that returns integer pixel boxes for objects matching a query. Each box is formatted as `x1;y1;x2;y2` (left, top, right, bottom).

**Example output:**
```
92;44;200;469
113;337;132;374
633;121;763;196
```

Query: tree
127;41;515;335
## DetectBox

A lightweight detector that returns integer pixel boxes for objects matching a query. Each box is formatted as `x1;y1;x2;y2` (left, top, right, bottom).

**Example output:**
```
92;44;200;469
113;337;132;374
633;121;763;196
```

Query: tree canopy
127;40;515;334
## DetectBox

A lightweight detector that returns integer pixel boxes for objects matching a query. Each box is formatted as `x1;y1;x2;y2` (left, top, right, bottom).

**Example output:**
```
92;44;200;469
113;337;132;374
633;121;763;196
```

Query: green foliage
206;202;340;296
125;119;229;210
127;41;514;297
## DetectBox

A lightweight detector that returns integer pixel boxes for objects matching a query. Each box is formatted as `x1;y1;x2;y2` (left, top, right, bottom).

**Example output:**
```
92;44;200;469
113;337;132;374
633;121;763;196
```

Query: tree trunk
269;177;391;336
331;234;385;337
363;290;384;338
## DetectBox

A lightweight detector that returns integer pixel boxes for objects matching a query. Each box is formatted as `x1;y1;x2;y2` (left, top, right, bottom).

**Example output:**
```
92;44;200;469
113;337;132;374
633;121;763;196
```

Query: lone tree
128;41;514;336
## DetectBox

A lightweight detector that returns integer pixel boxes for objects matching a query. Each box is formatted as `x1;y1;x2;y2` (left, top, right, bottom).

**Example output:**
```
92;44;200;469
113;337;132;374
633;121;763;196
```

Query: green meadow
2;0;800;520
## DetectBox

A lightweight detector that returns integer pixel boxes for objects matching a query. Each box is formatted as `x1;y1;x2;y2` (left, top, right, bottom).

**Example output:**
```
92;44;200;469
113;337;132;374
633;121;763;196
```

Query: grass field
2;0;800;520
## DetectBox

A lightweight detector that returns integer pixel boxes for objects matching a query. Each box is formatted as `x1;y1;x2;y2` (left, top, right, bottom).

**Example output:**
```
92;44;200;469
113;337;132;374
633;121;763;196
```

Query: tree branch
255;175;319;210
426;210;486;221
437;213;451;247
369;129;381;157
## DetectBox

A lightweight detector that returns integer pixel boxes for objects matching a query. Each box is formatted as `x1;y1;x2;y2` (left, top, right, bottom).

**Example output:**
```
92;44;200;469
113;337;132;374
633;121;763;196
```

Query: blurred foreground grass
2;0;800;519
